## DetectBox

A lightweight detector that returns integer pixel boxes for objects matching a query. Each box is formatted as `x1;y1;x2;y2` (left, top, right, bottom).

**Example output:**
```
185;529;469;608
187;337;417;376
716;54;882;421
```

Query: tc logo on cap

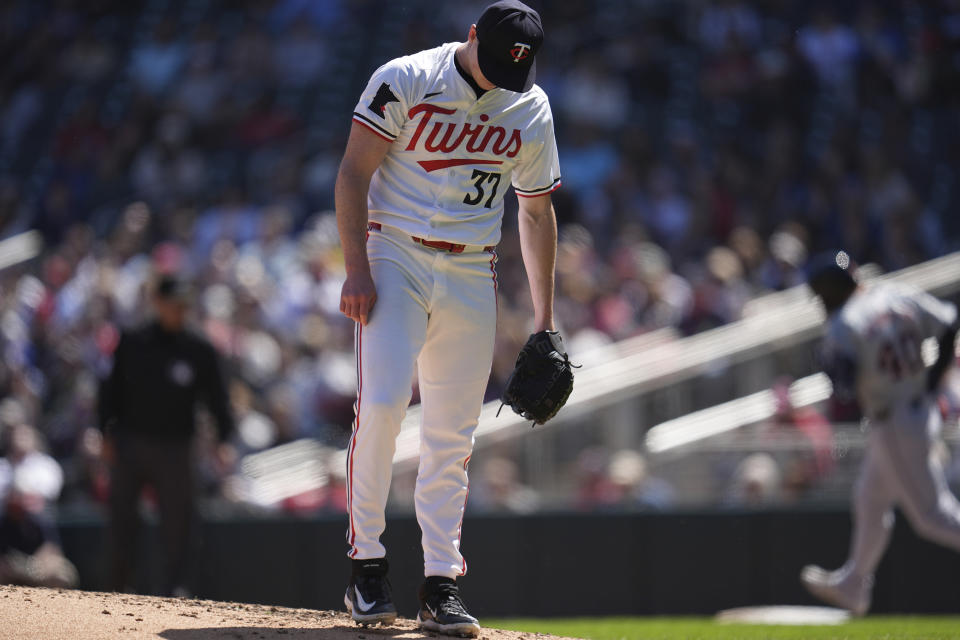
510;42;531;63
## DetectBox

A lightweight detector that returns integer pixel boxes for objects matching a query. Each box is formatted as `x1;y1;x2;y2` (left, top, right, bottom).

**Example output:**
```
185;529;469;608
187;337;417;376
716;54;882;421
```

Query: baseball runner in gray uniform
801;251;960;615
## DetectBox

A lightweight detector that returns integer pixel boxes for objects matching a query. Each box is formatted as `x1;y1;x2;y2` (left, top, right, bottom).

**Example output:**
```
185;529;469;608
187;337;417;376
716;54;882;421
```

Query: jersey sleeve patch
515;177;561;198
352;59;411;141
367;82;400;120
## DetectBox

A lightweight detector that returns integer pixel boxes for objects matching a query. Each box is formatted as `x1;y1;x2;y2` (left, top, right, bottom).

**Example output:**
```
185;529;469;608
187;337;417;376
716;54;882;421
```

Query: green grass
486;616;960;639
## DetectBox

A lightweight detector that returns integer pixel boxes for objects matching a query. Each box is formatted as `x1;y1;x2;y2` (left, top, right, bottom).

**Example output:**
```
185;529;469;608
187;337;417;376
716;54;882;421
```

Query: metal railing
326;252;960;475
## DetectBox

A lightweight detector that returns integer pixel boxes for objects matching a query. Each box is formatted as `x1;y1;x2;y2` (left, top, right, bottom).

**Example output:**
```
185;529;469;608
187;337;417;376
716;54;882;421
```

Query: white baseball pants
345;224;497;579
842;400;960;583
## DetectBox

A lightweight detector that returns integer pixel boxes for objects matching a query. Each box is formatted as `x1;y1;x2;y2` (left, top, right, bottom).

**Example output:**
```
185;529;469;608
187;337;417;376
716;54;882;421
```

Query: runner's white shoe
800;564;871;617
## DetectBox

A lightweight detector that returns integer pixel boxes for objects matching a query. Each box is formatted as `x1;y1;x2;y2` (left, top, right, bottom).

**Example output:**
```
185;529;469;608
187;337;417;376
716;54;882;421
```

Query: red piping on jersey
516;180;562;198
353;116;395;142
417;159;503;172
347;323;363;556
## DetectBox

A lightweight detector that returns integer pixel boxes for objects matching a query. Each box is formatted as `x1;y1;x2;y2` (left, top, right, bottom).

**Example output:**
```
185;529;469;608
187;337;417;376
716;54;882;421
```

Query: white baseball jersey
823;283;958;419
351;42;561;247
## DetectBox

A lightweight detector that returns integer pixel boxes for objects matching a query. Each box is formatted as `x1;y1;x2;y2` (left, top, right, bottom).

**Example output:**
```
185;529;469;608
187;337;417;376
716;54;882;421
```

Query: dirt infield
0;585;578;640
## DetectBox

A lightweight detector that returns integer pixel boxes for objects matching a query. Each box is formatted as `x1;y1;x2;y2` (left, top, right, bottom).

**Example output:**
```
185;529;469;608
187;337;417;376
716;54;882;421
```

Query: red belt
367;222;494;253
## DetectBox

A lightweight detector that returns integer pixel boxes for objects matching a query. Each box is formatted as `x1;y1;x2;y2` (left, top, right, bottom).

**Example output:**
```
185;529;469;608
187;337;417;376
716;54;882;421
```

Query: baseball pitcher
335;1;564;635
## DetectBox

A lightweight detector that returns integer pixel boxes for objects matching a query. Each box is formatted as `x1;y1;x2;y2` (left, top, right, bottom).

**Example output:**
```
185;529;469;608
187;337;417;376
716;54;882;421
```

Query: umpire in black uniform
99;275;234;595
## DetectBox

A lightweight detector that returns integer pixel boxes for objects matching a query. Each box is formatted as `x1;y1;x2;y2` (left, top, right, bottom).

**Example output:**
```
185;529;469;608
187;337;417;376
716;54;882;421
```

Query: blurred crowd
1;0;960;533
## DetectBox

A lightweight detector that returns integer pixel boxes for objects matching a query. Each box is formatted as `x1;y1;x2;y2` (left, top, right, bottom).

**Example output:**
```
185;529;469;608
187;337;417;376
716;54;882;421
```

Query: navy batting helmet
806;250;857;312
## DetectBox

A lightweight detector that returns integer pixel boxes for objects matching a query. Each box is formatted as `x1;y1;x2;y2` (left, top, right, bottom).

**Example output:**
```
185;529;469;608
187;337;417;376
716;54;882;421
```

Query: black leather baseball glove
499;330;575;425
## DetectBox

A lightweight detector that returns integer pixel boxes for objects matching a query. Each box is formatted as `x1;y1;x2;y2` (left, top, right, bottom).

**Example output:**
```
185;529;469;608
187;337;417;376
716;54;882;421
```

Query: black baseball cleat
417;576;481;637
344;558;398;626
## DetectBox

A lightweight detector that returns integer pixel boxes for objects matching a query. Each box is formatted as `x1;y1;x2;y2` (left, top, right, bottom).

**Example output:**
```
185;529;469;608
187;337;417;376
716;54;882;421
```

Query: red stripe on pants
456;454;472;576
347;323;363;555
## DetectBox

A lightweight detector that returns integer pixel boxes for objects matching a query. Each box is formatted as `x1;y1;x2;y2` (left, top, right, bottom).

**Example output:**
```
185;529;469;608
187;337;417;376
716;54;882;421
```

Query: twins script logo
405;103;522;172
510;42;531;63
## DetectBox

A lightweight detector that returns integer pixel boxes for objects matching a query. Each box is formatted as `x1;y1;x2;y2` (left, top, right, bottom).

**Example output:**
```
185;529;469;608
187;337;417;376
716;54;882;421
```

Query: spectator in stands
761;228;808;291
130;114;208;209
686;246;751;332
0;424;64;511
0;423;76;588
574;447;620;511
226;21;273;85
698;0;761;54
0;477;77;588
560;54;630;131
573;449;674;511
59;26;116;84
268;0;347;34
633;243;693;332
767;378;835;478
61;427;110;508
469;457;540;514
1;84;43;160
796;7;859;106
271;21;327;88
128;19;186;97
172;44;226;127
228;380;278;459
607;450;675;511
726;453;783;506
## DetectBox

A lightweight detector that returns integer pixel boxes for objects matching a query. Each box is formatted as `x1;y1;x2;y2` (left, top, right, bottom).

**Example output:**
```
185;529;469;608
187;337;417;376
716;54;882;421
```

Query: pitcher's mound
0;585;577;639
716;605;850;625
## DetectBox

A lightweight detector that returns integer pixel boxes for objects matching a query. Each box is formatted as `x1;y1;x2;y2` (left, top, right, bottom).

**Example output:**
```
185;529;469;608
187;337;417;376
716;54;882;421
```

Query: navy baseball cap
805;250;858;311
476;0;543;93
